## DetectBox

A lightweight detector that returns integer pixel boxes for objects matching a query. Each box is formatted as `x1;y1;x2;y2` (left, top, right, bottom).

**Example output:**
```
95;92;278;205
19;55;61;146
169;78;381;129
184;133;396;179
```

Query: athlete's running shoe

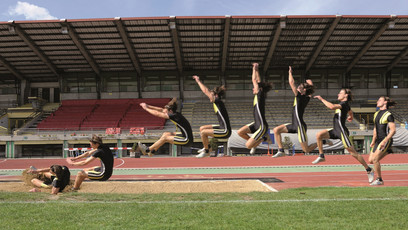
272;151;284;158
312;156;326;164
196;151;210;158
367;169;375;183
370;179;384;186
138;142;152;156
197;148;205;154
250;147;256;154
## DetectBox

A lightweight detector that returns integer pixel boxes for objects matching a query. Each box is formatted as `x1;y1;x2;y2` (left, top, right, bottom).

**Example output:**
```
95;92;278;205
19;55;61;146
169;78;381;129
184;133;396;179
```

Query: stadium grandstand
1;15;408;158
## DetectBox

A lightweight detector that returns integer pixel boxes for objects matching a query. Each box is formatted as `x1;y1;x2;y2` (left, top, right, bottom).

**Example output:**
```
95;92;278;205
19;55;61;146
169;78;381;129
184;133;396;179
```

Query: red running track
1;154;407;190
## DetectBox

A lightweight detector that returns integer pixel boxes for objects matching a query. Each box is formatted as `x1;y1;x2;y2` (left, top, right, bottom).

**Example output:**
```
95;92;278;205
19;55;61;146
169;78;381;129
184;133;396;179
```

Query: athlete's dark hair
165;98;178;113
212;85;226;98
300;82;315;96
341;88;353;102
380;96;397;109
50;165;63;180
90;134;103;145
258;81;273;95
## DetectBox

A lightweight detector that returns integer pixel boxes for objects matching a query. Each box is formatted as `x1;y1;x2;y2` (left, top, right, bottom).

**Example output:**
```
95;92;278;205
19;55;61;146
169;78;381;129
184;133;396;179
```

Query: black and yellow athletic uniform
285;93;310;143
372;109;394;153
42;166;70;191
327;101;353;148
212;97;231;138
169;112;193;146
246;86;268;141
88;145;114;181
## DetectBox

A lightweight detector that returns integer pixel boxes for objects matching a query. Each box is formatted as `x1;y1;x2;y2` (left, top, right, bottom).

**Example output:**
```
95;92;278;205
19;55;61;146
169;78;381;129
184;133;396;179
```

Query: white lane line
0;197;407;204
114;158;125;168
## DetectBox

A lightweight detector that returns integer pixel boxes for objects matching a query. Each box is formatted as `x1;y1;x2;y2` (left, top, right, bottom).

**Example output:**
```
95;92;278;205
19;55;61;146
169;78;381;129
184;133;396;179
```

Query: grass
1;187;407;229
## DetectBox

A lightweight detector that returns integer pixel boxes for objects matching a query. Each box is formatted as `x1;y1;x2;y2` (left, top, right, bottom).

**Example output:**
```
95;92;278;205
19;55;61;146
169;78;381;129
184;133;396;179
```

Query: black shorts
285;122;308;143
327;128;353;148
88;167;111;181
371;139;393;153
246;122;268;141
174;132;193;146
212;125;231;139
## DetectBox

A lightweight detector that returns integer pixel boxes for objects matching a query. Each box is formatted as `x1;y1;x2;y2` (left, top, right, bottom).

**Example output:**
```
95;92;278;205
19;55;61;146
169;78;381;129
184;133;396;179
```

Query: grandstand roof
1;15;408;82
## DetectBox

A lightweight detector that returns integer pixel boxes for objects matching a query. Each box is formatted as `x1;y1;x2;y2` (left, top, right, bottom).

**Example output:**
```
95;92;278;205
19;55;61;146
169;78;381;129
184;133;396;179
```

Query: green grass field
1;187;407;229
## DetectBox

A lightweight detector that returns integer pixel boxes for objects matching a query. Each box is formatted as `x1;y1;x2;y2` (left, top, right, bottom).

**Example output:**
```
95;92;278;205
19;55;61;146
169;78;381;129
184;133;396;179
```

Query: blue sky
1;0;407;21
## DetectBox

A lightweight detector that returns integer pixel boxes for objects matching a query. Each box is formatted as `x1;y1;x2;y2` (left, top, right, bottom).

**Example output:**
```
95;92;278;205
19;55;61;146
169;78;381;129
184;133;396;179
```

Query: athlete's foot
196;151;210;158
367;169;375;183
138;142;153;156
272;151;284;158
370;179;384;186
197;148;205;154
250;147;256;154
312;156;325;164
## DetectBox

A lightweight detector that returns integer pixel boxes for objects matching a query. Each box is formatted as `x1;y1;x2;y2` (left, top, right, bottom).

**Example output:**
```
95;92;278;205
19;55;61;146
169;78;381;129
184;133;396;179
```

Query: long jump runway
0;154;407;191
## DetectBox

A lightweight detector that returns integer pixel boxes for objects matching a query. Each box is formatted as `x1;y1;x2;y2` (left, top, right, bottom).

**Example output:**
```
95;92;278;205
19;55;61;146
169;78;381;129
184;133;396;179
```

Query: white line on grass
1;197;407;204
257;179;278;192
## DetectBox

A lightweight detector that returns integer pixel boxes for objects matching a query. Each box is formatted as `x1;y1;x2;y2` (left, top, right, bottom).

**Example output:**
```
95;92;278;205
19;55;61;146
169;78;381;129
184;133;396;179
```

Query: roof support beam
346;15;396;73
114;17;142;76
0;55;24;80
169;16;183;73
60;19;100;75
10;22;60;78
221;15;231;73
263;15;286;74
386;46;408;72
305;15;342;73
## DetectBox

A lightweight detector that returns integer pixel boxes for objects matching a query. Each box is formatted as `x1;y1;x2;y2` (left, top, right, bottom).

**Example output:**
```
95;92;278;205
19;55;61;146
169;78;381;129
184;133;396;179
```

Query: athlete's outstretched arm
314;95;341;110
67;156;96;166
193;75;214;102
140;103;169;119
142;104;163;112
252;63;260;93
288;66;298;96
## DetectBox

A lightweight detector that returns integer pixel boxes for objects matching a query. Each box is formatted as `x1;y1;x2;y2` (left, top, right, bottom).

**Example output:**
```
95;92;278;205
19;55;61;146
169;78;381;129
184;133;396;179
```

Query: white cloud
8;1;57;20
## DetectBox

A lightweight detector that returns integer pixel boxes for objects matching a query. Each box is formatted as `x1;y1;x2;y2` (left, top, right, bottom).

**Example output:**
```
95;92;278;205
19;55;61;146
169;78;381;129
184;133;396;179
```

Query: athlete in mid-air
312;89;374;183
272;66;317;157
237;63;272;154
193;75;231;158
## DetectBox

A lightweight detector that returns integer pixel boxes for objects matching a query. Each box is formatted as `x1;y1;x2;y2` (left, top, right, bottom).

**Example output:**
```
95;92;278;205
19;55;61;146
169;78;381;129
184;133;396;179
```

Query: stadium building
1;15;408;158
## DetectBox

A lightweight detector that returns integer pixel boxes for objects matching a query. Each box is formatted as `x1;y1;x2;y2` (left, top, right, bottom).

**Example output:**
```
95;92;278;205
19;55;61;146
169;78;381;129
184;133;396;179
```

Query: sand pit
0;180;276;194
0;169;276;194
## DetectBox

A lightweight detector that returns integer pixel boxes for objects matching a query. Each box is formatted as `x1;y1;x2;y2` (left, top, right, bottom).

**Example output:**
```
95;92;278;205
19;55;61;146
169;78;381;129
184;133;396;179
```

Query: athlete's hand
314;95;322;101
288;66;292;74
192;75;199;81
28;169;37;174
66;157;73;165
379;141;385;150
370;142;375;148
140;103;147;110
